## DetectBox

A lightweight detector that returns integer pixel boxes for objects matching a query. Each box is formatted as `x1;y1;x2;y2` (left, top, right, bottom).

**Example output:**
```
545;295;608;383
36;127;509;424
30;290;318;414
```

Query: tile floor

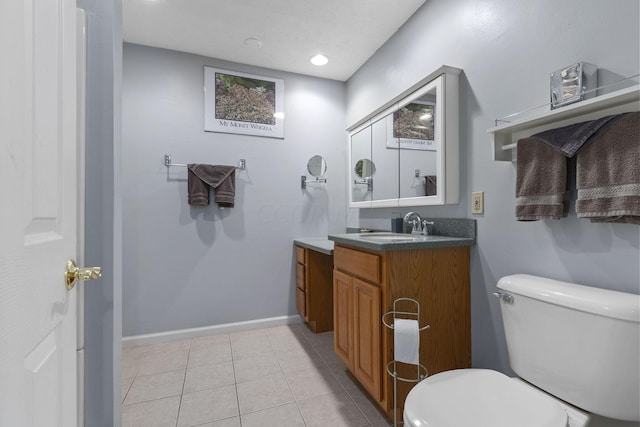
122;323;393;427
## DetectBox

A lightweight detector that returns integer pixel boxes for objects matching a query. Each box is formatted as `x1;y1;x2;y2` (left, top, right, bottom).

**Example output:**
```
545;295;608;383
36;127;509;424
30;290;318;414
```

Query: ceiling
123;0;427;81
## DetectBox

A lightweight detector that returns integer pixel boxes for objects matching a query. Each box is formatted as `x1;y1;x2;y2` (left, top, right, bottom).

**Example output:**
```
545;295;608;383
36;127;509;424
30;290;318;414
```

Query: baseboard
122;314;303;348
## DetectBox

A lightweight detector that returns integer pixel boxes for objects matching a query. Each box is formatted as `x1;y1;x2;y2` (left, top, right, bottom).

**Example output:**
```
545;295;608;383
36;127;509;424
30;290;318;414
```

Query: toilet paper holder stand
382;297;430;427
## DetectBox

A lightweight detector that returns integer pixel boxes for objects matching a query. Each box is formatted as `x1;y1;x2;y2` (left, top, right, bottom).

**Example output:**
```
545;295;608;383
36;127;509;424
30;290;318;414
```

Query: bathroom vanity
328;228;474;421
293;238;334;333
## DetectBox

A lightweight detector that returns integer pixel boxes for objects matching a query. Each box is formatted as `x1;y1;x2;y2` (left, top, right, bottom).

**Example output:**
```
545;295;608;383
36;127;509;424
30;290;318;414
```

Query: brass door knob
65;259;102;290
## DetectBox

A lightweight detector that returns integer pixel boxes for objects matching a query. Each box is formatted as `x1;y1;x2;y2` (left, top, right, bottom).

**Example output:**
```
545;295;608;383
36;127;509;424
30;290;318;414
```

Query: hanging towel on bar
530;114;622;157
187;164;236;208
576;112;640;224
516;137;570;221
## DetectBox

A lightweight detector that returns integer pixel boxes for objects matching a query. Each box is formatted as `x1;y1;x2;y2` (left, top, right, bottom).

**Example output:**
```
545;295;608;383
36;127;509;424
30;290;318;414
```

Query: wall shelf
487;84;640;161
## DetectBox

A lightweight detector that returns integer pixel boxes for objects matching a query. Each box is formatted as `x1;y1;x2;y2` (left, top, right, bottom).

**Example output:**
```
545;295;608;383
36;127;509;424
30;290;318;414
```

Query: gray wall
77;0;123;425
122;44;347;337
346;0;640;373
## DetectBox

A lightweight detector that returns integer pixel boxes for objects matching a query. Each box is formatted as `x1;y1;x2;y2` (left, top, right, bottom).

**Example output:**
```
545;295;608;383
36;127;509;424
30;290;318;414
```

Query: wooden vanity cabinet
333;243;471;420
333;269;353;366
333;246;383;401
295;245;333;333
333;269;382;400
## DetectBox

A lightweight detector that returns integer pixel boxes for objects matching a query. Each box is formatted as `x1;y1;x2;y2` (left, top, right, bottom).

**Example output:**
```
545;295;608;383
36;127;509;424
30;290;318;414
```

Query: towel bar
164;154;246;170
301;175;327;189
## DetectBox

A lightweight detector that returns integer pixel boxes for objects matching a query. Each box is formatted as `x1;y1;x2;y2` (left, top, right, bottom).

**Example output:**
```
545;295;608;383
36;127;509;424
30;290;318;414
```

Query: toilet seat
403;369;568;427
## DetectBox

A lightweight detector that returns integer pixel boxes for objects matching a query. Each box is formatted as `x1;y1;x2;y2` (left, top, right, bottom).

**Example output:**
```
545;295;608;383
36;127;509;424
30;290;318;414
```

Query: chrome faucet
403;212;423;235
403;212;434;235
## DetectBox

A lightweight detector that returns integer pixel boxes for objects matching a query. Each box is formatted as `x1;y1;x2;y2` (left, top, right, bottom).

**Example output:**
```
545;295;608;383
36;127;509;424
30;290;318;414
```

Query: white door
0;0;86;425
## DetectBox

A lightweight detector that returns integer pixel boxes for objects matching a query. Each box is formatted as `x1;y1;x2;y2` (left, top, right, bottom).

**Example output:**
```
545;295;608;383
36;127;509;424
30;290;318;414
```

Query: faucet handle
421;220;434;235
411;219;421;234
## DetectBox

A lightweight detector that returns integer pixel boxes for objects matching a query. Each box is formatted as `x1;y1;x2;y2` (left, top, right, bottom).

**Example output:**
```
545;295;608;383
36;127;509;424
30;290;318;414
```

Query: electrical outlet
471;191;484;214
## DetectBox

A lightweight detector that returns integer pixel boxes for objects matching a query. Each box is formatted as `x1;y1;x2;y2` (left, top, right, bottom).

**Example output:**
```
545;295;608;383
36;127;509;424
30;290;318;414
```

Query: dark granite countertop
293;238;334;255
328;232;473;251
296;219;475;252
330;218;476;251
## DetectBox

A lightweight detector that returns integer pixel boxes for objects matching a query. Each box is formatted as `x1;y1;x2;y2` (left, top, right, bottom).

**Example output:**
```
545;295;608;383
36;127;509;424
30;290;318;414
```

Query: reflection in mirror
354;158;376;178
371;114;398;203
350;125;372;203
307;155;327;177
424;175;437;196
399;77;440;200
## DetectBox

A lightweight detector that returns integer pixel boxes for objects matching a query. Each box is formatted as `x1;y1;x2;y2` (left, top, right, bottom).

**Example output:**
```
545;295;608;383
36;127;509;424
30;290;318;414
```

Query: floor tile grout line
121;377;133;404
174;338;192;427
345;387;374;426
122;360;188;405
230;334;245;427
279;357;309;427
121;345;149;404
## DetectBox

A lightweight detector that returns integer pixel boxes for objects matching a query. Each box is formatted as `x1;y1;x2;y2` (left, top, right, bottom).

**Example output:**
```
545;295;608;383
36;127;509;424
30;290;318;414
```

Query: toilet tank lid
498;274;640;323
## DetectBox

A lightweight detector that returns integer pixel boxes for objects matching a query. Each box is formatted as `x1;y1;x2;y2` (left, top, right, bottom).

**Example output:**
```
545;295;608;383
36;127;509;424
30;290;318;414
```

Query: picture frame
386;101;438;151
204;66;285;138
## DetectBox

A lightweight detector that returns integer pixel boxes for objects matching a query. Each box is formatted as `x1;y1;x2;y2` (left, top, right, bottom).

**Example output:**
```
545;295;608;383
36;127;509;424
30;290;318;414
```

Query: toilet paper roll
394;318;420;365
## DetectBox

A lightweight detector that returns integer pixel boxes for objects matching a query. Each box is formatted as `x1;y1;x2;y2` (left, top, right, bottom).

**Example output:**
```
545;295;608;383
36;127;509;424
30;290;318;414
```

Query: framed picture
386;101;438;151
204;67;284;138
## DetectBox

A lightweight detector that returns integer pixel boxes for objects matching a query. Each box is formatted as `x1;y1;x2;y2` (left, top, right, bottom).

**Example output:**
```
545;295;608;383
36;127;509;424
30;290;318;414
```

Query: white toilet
403;274;640;427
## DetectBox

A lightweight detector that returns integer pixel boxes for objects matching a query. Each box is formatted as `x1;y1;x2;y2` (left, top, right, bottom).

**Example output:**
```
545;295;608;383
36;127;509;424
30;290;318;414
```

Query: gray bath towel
516;137;570;221
576;112;639;224
532;114;623;157
187;164;236;208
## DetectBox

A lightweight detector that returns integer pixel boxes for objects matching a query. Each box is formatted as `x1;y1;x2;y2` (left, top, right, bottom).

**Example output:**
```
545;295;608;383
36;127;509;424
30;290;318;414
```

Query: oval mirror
355;158;376;178
307;155;327;177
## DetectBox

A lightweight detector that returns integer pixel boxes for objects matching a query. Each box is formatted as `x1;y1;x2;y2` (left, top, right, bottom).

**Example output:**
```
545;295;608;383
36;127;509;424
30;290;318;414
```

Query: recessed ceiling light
243;38;262;49
310;54;328;66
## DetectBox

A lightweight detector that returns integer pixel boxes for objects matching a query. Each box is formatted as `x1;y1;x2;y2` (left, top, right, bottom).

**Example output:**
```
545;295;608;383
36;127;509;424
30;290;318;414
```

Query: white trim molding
122;315;303;348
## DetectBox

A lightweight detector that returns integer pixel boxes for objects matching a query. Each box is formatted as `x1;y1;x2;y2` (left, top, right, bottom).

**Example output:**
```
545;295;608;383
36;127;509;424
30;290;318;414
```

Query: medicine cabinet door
350;124;373;206
398;75;444;205
370;111;399;207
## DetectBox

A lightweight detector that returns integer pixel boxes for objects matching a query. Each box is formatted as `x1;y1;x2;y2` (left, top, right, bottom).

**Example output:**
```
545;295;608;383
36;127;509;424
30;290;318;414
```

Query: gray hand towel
516;137;570;221
576;112;639;224
532;114;623;157
187;164;236;208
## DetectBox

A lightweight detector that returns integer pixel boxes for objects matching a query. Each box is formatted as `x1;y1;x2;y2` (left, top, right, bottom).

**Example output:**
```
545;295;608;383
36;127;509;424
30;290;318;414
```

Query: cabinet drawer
334;246;380;283
295;246;306;265
296;288;306;318
296;263;305;290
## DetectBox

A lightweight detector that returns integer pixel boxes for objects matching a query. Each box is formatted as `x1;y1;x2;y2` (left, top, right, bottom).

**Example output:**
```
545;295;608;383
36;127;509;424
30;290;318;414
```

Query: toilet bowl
403;369;589;427
402;274;640;427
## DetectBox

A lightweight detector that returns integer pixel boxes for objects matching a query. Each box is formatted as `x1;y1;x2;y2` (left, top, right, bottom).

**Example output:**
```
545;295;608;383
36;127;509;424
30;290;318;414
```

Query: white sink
357;233;449;243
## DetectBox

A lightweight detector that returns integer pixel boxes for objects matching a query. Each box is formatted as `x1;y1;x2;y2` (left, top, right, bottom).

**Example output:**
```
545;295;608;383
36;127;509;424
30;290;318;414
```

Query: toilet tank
497;274;640;422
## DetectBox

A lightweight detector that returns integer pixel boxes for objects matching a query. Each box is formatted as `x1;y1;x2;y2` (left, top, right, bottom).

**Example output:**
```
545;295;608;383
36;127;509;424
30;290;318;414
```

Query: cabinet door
352;278;382;401
295;263;305;290
371;113;399;206
333;270;353;369
296;288;306;319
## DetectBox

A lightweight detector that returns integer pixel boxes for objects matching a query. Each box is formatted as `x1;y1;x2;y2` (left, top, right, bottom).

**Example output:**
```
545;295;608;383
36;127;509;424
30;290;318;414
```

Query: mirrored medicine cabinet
348;65;461;208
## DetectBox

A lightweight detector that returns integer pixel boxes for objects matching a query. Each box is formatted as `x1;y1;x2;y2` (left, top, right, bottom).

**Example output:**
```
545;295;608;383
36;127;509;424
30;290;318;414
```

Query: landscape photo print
386;101;438;151
204;66;284;138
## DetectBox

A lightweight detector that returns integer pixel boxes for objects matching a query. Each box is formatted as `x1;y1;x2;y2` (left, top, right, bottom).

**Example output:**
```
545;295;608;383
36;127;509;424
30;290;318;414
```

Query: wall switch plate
471;191;484;214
